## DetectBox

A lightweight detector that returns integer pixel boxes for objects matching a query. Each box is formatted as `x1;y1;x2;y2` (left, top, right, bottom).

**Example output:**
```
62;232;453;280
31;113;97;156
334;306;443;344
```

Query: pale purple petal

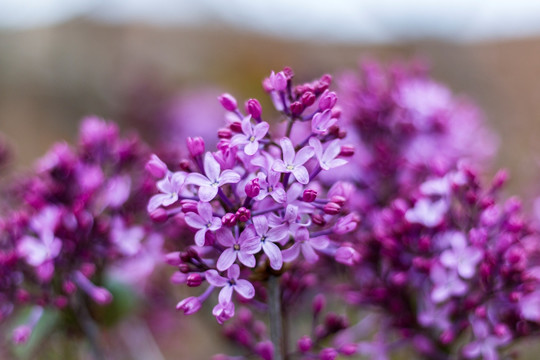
238;251;256;267
272;160;288;173
234;279;255;299
294;146;314;166
263;241;283;270
216;228;235;246
217;248;237;271
231;134;248;147
186;173;211;187
431;285;451;303
309;137;323;160
197;202;213;221
204;152;221;181
267;224;289;243
252;215;268;236
198;186;219;202
184;213;207;229
440;250;457;268
219;170;241;186
282;243;300;262
239;225;257;242
327;158;348;170
205;269;228;287
227;263;240;280
301;243;319;263
280;138;295;164
253;122;269;139
209;218;222;231
310;235;330;250
292;166;310;184
270;187;287;203
147;194;170;212
244;141;259;156
194;228;207;247
161;193;179;207
219;285;234;304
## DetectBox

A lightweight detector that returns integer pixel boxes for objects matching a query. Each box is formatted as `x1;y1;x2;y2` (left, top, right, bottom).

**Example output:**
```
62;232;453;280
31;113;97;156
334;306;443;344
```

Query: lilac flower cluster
0;117;162;344
148;68;359;332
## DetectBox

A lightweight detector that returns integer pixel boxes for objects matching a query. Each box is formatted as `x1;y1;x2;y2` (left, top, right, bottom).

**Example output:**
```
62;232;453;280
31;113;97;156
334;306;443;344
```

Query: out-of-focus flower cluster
0;117;163;344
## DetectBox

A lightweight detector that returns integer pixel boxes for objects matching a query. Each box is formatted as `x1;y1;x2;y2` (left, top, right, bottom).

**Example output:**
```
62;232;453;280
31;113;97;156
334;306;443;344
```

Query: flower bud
186;137;205;158
312;294;326;315
323;202;341;215
217;128;232;139
245;99;262;119
319;90;337;111
330;195;346;206
297;335;312;353
91;287;113;305
12;325;31;344
179;159;191;171
302;189;317;202
301;91;316;106
335;247;360;266
230;121;242;133
245;178;261;198
176;296;202;315
311;213;326;226
339;145;355;157
62;280;77;295
320;347;338;360
339;344;358;356
255;341;274;360
145;154;168;178
222;213;237;227
282;67;294;80
187;273;203;287
269;71;287;91
164;251;182;266
218;93;238;111
290;101;304;116
150;208;168;223
170;271;187;284
181;199;198;213
236;207;251;222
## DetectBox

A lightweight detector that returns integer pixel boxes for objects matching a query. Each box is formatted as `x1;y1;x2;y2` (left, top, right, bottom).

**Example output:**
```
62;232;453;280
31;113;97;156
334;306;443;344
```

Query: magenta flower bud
245;178;261;198
179;159;191;171
333;214;359;235
282;66;294;80
230;121;242;133
319;74;332;88
509;291;520;303
181;199;198;213
320;348;338;360
145;154;168;178
339;344;358;356
312;294;326;315
339;145;355;157
301;91;316;106
269;71;287;91
222;213;237;227
150;208;168;223
323;202;341;215
187;273;203;287
318;90;337;111
187;136;205;157
312;213;326;226
176;296;202;315
15;289;30;303
331;108;342;119
12;325;31;344
218;93;238;111
290;101;304;116
494;324;509;338
255;340;274;360
475;306;487;317
217;128;233;139
54;296;68;309
335;247;360;266
297;335;313;353
62;280;77;295
235;207;251;222
330;195;346;206
178;263;190;273
164;251;182;266
170;271;187;284
91;287;113;305
303;189;317;202
245;98;262;119
439;330;454;345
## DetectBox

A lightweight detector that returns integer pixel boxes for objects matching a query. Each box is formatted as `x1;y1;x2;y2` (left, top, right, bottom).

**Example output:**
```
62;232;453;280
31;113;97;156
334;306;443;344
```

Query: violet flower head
272;138;314;185
184;201;222;246
206;264;255;305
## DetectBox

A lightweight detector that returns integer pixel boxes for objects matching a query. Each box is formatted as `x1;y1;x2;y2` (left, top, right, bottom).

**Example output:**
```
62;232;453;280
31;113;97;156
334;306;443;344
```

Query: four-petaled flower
215;227;259;271
186;152;241;202
184;201;222;246
206;264;255;305
282;227;329;263
252;215;288;270
430;264;468;303
231;115;269;156
147;171;186;212
309;138;347;171
272;138;314;185
440;231;483;279
255;170;286;203
311;109;337;135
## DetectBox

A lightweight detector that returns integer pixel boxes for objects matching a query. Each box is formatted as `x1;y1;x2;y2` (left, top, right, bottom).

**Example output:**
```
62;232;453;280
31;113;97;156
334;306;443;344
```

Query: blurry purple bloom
215;227;259;271
176;296;202;315
252;215;288;270
186;153;241;202
110;217;144;256
206;264;255;305
268;71;287;91
184;202;222;247
282;227;329;263
440;231;483;279
255;170;286;203
333;213;359;235
231;116;269;155
147;171;187;212
213;301;235;325
311;109;337;135
462;319;510;360
430;264;468;303
272;138;314;184
309;138;347;171
145;154;168;178
335;246;360;266
405;198;448;227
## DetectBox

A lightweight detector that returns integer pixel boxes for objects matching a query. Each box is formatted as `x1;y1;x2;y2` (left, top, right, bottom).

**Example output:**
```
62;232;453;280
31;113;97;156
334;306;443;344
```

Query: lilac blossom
272;138;314;185
215;227;259;271
254;170;286;203
440;231;483;279
184;201;222;246
251;215;288;270
147;171;186;212
311;109;337;135
206;264;255;305
230;116;269;155
282;227;329;263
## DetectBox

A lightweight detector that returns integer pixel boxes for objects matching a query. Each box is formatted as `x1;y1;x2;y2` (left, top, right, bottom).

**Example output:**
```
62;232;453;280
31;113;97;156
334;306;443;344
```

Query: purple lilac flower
206;264;255;305
230;116;269;155
184;201;222;246
272;138;314;185
215;227;259;271
251;215;288;270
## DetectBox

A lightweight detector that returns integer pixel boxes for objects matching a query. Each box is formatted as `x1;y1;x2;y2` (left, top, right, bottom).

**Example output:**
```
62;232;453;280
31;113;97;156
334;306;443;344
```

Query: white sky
2;0;540;43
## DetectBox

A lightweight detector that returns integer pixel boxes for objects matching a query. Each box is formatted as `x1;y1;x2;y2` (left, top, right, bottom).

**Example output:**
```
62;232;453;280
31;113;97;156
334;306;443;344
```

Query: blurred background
2;2;540;357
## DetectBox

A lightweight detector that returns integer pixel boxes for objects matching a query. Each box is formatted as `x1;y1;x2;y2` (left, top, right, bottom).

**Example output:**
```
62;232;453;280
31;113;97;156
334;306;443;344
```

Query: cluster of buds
147;67;359;331
0;117;163;344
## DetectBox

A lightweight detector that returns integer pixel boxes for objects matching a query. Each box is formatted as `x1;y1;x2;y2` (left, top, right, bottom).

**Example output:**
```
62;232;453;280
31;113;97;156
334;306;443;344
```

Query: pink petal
252;215;268;236
238;251;256;267
263;241;283;270
219;285;234;304
308;137;323;160
241;115;253;136
294;146;314;166
186;173;211;187
184;213;206;229
292;166;310;184
271;159;288;173
244;141;259;156
147;194;169;212
234;279;255;299
197;202;213;221
310;235;329;250
282;243;300;262
198;186;219;202
253;122;269;139
194;228;207;247
231;134;248;147
217;248;237;271
280;138;295;164
270;187;287;203
301;243;319;263
267;224;288;243
227;263;240;280
216;228;236;246
203;152;221;182
205;269;228;287
219;170;241;186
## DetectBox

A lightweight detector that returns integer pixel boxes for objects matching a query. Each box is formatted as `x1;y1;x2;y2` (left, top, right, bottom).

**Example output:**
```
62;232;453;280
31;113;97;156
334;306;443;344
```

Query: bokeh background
2;1;540;358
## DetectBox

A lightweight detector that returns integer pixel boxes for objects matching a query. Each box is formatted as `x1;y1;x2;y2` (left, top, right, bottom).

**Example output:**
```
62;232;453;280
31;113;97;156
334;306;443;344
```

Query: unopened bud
297;335;312;353
311;213;326;226
318;90;337;111
301;91;316;106
230;121;242;133
181;199;198;213
186;137;205;157
330;195;346;206
187;273;203;287
312;294;326;315
245;99;262;119
323;202;341;215
236;207;251;222
290;101;304;116
303;189;317;202
150;208;168;223
145;154;168;178
339;145;355;157
217;128;232;139
245;178;261;198
218;93;238;112
222;213;237;227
